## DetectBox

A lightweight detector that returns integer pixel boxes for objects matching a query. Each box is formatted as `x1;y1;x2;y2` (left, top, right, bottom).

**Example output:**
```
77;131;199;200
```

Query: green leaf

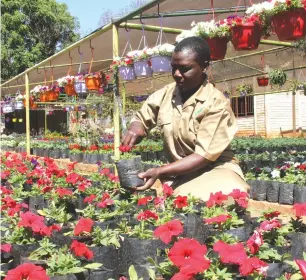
147;257;157;266
37;210;46;216
129;265;139;280
84;263;103;270
290;273;303;280
68;267;86;274
147;268;156;280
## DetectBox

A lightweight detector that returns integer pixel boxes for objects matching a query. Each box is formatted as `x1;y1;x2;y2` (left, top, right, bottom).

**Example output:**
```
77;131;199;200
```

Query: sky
58;0;134;37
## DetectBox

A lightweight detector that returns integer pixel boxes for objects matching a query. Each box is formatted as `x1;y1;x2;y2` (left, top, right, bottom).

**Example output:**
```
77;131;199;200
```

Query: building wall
235;91;306;138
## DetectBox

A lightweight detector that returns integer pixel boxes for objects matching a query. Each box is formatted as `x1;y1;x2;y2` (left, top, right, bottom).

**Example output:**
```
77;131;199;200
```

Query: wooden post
45;106;47;134
25;73;31;155
292;55;297;136
113;24;120;161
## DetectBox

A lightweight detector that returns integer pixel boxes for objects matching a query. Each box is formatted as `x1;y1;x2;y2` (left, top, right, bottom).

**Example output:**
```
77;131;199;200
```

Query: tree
1;0;80;82
98;0;150;27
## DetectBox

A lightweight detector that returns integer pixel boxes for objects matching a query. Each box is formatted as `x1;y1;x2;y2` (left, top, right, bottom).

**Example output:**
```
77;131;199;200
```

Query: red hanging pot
272;8;306;41
231;23;262;51
85;77;101;91
206;37;229;61
257;76;269;87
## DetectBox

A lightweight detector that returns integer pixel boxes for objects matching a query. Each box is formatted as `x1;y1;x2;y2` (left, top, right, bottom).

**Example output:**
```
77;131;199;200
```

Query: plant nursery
1;0;306;279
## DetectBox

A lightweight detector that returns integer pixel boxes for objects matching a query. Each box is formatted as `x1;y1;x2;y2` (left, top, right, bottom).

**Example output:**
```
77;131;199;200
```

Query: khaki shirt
132;81;243;177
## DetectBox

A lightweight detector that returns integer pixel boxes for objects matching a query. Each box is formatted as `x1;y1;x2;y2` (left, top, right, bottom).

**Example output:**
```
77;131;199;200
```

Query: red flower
0;186;12;195
70;240;93;260
171;271;195;280
206;191;228;208
173;195;188;209
286;0;292;5
162;184;174;197
213;241;248;265
239;257;269;276
229;189;249;208
18;212;45;233
168;238;210;275
259;219;282;231
74;218;94;236
137;210;159;221
100;168;110;176
264;211;281;220
55;188;73;198
293;203;306;218
66;173;83;184
4;263;49;280
204;214;231;225
295;260;306;279
97;198;114;208
119;145;131;152
1;244;12;253
84;194;96;204
247;230;264;254
137;196;152;206
154;220;183;244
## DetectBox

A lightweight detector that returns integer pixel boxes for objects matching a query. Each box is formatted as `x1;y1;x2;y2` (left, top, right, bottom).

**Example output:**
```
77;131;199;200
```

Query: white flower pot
74;81;88;95
3;104;14;114
15;101;24;110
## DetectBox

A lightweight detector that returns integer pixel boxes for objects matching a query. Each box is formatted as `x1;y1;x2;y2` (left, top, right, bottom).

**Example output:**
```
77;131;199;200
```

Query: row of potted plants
176;0;306;61
110;44;175;81
245;161;306;204
1;152;306;279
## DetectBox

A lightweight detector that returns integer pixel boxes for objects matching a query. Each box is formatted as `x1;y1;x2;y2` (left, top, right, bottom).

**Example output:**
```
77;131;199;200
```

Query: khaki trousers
171;165;250;201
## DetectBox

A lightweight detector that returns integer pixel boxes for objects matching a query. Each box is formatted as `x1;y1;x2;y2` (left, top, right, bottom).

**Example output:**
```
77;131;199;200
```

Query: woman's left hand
136;168;160;191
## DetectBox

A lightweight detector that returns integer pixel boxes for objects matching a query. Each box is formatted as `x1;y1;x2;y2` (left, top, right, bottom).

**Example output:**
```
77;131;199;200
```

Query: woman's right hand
122;121;146;147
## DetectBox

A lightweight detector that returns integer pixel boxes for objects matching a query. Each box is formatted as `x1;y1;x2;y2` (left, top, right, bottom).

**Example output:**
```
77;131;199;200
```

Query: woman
122;36;249;200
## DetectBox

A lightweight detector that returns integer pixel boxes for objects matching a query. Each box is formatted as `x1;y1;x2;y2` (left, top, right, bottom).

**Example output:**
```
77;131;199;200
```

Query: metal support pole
37;59;113;69
45;106;47;134
113;24;120;161
122;82;126;114
132;6;247;19
25;73;31;155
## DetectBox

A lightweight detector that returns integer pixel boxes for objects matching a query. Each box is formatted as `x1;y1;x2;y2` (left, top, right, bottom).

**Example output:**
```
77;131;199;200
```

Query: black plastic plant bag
266;181;280;203
115;157;144;189
279;183;294;205
253;180;267;201
90;246;119;271
294;185;306;203
246;180;257;199
29;196;47;214
288;232;306;259
49;272;88;280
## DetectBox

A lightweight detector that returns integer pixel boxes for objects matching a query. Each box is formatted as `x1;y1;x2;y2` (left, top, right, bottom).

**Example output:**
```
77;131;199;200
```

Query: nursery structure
1;0;306;156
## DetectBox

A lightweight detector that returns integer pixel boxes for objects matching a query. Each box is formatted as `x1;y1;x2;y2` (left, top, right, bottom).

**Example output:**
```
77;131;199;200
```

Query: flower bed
1;152;306;279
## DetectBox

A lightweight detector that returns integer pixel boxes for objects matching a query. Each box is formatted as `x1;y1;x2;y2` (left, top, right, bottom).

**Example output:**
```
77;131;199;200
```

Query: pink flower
239;257;269;276
293;203;306;218
1;244;12;253
247;230;264;254
295;260;306;279
259;219;282;231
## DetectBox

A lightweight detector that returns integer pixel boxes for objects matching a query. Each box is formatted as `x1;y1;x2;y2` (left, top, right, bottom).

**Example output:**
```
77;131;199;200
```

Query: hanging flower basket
231;22;262;51
64;82;76;96
47;90;59;102
15;101;24;110
272;8;306;41
84;76;101;91
257;76;269;87
118;66;136;81
133;60;153;78
2;104;14;114
151;55;172;73
39;91;49;102
206;37;229;61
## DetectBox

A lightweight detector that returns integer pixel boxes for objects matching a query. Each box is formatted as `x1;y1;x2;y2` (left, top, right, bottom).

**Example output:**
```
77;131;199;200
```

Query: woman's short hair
174;36;211;68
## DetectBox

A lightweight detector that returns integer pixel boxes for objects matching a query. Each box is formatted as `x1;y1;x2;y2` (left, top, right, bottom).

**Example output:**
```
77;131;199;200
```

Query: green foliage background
1;0;80;82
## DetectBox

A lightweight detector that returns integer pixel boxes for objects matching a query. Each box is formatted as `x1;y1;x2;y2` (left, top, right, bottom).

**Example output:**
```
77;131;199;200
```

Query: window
230;95;254;117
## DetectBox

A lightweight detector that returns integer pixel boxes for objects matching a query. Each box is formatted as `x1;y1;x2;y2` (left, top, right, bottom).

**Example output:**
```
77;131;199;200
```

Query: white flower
15;93;25;101
153;43;175;56
175;30;196;42
271;169;280;178
246;1;277;16
56;75;75;87
30;85;43;94
294;162;301;167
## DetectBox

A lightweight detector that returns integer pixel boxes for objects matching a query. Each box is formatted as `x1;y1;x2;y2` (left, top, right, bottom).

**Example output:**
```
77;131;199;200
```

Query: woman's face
171;49;206;94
